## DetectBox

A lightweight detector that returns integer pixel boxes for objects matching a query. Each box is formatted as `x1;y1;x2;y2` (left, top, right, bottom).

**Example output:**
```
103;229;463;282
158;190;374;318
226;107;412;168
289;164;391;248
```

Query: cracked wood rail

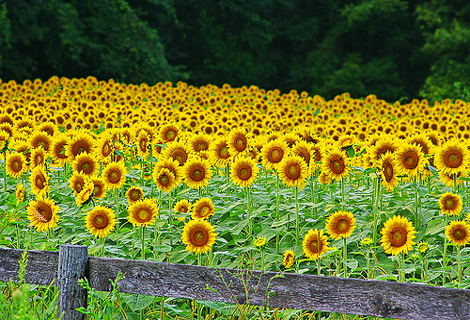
1;246;469;320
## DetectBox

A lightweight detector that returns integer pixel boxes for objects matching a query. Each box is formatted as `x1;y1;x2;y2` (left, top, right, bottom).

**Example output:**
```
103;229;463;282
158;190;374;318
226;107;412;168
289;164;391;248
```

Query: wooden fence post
57;244;88;320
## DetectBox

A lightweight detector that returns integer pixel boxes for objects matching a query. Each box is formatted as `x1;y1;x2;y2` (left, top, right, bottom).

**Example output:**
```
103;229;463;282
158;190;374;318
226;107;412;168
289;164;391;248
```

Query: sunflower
438;170;467;188
27;196;59;232
291;140;314;168
30;147;48;168
254;236;267;247
182;157;212;189
209;137;232;168
416;241;429;254
321;149;350;181
126;186;144;203
445;220;470;246
73;152;99;177
367;136;398;167
6;152;27;179
393;143;428;178
37;122;57;137
378;153;399;192
96;133;114;164
76;180;94;207
380;215;416;256
191;197;215;220
174;199;192;214
282;250;295;268
181;219;217;254
434;139;470;175
227;127;250;157
325;211;356;240
29;166;50;198
230;157;259;188
153;167;177;193
91;177;107;200
85;206;116;238
50;133;69;167
439;192;463;216
0;130;9;152
153;157;182;186
128;198;159;227
136;130;150;160
102;160;127;190
69;172;88;196
318;171;333;185
29;131;52;154
159;123;179;143
277;155;309;188
66;131;96;160
161;141;191;166
407;133;433;155
261;139;288;170
188;133;212;154
302;229;330;260
16;184;25;203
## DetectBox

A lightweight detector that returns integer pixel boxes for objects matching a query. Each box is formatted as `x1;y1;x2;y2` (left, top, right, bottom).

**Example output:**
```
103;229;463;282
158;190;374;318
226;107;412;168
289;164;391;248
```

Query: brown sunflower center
108;169;121;183
298;151;310;164
172;149;188;165
268;147;283;163
389;227;407;247
197;205;210;218
75;181;83;193
80;161;92;174
159;173;170;186
139;138;147;152
92;213;108;229
336;219;349;233
444;197;456;210
73;142;89;156
129;189;142;201
136;209;151;223
36;175;45;189
238;165;252;180
35;155;43;165
93;184;103;198
377;146;395;158
189;165;205;181
56;144;67;159
35;206;52;222
179;205;189;213
234;136;247;152
196;141;208;152
309;239;320;254
102;143;112;157
445;151;463;168
453;228;465;241
11;159;21;172
382;160;394;182
165;128;177;141
402;151;419;169
330;157;345;174
190;227;209;246
286;162;301;180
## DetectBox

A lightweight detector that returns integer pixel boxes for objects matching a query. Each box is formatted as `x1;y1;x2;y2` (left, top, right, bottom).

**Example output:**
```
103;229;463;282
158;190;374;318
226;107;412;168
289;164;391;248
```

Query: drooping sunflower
439;192;463;216
230;157;259;188
85;206;116;238
159;122;179;143
6;152;27;179
261;138;289;171
438;170;467;188
30;147;48;168
445;220;470;246
91;177;107;200
227;127;250;157
380;215;416;256
174;199;192;214
29;166;50;198
321;149;350;181
209;137;232;168
16;184;25;203
302;229;330;260
50;133;69;167
96;133;114;164
29;131;52;154
191;197;215;220
126;186;144;203
393;143;428;178
277;154;309;188
27;196;60;232
73;152;99;177
181;219;217;254
128;198;159;227
161;141;191;167
102;160;127;190
153;167;177;193
66;131;96;161
76;180;94;207
291;140;314;169
325;210;356;240
69;172;88;196
378;153;399;192
434;139;470;175
182;157;212;189
282;250;295;268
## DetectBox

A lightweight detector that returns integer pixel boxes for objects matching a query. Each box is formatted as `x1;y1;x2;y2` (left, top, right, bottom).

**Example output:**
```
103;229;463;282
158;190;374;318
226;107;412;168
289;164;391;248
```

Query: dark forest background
1;0;470;102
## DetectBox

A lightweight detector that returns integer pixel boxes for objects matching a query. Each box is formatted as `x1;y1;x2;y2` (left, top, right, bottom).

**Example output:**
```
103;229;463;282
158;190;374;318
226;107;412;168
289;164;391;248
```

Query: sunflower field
1;76;470;319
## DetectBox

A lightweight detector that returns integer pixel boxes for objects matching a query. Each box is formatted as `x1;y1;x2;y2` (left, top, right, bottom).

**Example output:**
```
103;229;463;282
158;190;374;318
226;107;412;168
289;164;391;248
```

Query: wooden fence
1;245;470;320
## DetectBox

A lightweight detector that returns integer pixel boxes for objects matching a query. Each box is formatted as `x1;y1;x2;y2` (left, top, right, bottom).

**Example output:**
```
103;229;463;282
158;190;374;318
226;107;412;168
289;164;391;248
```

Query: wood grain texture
57;245;88;320
1;246;470;320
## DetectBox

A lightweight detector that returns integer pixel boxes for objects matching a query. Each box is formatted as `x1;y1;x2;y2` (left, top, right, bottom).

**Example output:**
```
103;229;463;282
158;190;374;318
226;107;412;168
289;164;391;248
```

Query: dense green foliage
1;0;470;101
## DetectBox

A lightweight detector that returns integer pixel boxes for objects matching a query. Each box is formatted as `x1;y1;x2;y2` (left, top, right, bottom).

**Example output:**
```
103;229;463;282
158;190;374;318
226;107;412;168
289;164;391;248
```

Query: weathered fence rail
1;245;469;320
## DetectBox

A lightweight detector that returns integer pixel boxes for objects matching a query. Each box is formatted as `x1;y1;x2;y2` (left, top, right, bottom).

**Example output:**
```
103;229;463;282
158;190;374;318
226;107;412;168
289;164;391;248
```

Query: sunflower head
102;160;127;190
380;215;416;256
254;236;267;247
29;166;50;198
439;192;463;216
393;142;428;178
282;250;295;268
86;206;116;238
128;198;159;227
181;219;217;254
379;153;398;192
73;152;99;176
160;123;179;143
302;229;330;260
154;167;177;193
445;220;470;246
416;241;429;254
434;139;470;175
325;211;356;240
277;155;309;188
227;128;250;157
230;157;259;188
27;197;59;232
76;180;94;207
174;199;192;214
191;197;215;220
321;149;350;181
261;139;288;171
16;184;26;203
182;157;212;189
126;186;144;203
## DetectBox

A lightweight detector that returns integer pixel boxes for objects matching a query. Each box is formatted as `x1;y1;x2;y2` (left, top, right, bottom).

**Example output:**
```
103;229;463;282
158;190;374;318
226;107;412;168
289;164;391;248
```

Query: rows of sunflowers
1;76;470;318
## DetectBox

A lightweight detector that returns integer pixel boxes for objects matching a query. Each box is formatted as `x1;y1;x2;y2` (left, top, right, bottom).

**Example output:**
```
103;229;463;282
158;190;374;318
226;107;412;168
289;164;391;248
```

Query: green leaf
121;293;155;312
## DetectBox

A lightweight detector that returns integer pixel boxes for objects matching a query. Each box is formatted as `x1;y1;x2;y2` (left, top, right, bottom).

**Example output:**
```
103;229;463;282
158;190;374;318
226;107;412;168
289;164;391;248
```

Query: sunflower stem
295;186;300;244
310;173;316;218
100;237;105;257
343;237;348;278
414;177;419;227
442;215;449;285
3;151;6;193
457;245;462;283
373;175;381;247
141;226;146;260
399;253;405;282
246;186;253;243
340;177;345;211
275;173;280;255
